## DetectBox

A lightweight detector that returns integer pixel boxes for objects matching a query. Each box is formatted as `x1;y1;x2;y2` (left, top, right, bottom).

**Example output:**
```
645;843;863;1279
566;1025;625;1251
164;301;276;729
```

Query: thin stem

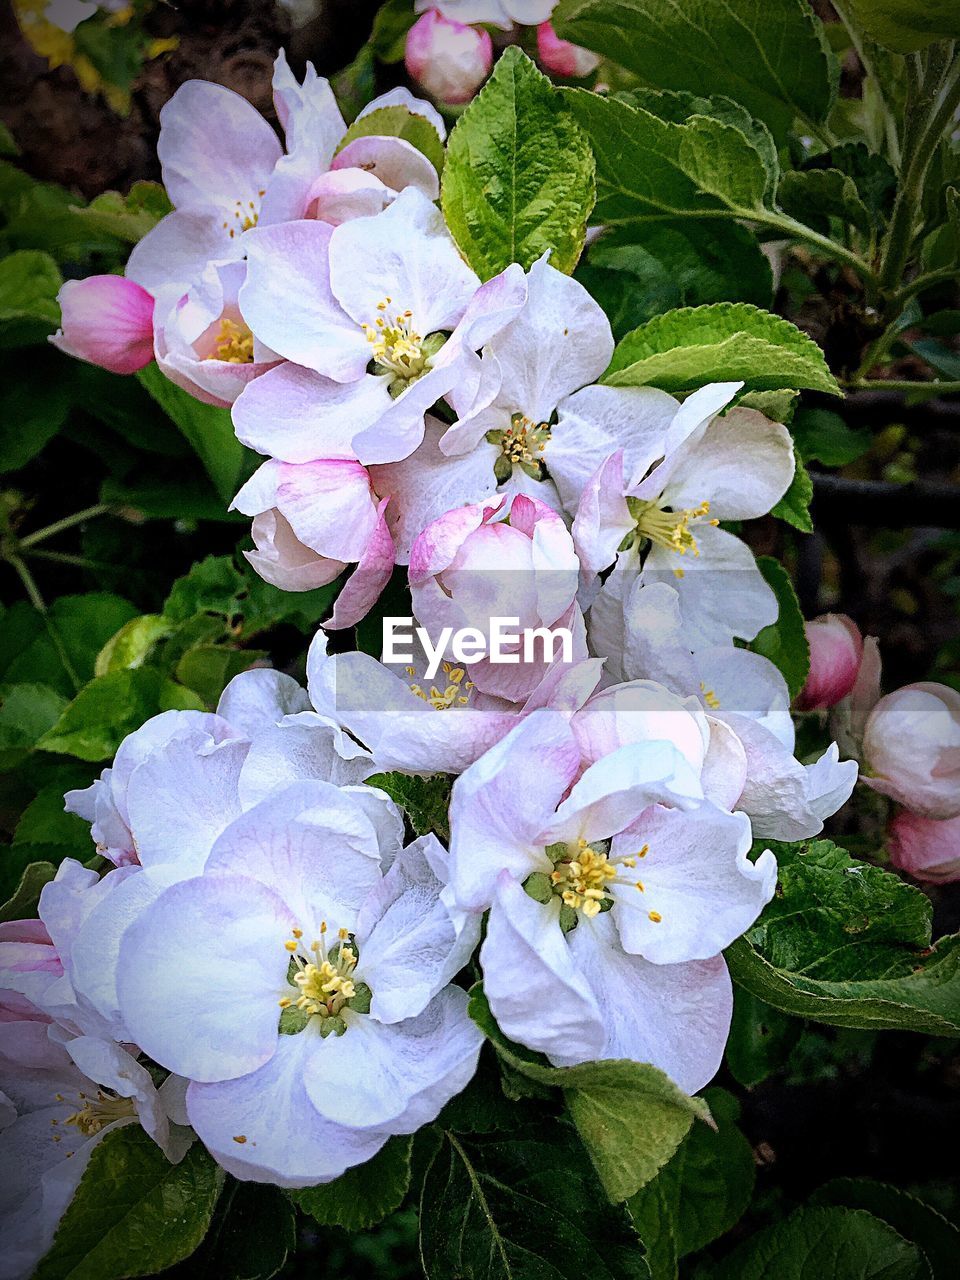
895;265;960;306
7;555;82;692
747;209;878;285
26;548;115;571
843;378;960;394
876;43;960;298
19;503;112;550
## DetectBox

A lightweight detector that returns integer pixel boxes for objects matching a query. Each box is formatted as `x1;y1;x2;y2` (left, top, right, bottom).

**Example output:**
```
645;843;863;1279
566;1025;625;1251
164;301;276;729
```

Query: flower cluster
37;46;946;1261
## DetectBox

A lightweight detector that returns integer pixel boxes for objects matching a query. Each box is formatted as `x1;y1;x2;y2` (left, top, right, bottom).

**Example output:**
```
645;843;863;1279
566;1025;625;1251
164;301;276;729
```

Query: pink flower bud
405;9;493;105
862;682;960;819
536;21;600;78
888;811;960;883
796;613;863;711
51;274;155;375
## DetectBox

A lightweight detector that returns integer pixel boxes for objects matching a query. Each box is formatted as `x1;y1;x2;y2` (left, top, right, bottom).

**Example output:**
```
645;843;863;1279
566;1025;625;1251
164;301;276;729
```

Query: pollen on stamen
648;910;662;923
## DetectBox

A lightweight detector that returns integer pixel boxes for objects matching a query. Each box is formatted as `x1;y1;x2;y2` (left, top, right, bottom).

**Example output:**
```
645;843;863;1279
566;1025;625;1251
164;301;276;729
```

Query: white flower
448;710;776;1091
116;786;481;1187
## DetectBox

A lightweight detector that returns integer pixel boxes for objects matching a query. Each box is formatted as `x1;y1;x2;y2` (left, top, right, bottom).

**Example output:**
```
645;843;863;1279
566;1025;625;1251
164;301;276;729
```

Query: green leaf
35;1128;224;1280
0;859;57;922
749;556;810;698
778;169;872;235
627;1088;755;1279
812;1179;960;1280
365;771;453;841
37;669;204;762
711;1205;926;1280
175;646;267;707
791;407;872;466
578;221;772;339
844;0;960;52
336;104;444;174
603;303;838;395
725;987;800;1088
69;182;172;244
441;47;595;279
0;348;73;470
137;364;246;504
172;1182;295;1280
0;595;139;700
13;783;90;852
0;682;68;768
727;838;960;1035
553;0;836;142
770;447;814;533
370;0;418;62
469;985;710;1202
291;1136;412;1231
162;554;335;638
678;116;769;212
95;615;174;675
419;1124;650;1279
0;249;62;347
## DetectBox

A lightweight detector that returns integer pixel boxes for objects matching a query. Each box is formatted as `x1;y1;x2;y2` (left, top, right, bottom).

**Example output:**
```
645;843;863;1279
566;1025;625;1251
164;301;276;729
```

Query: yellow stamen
209;317;254;364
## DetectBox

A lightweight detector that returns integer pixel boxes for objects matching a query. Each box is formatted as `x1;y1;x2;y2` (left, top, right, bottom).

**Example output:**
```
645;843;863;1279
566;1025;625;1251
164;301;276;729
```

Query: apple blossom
536;21;600;78
438;256;616;512
125;51;445;301
414;0;557;25
572;384;795;648
234;188;526;467
796;613;864;711
153;261;279;408
448;710;776;1090
50;275;155;375
307;616;602;775
0;1020;190;1280
862;682;960;819
405;11;494;105
116;782;481;1186
586;573;859;838
408;493;585;699
231;458;395;625
888;811;960;883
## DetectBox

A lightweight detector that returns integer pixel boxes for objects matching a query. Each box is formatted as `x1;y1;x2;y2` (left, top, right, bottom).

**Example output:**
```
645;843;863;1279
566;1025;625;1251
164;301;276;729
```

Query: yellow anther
648;911;662;923
700;683;721;710
278;997;292;1008
635;881;645;892
292;928;303;939
284;940;298;952
208;317;254;364
634;498;712;558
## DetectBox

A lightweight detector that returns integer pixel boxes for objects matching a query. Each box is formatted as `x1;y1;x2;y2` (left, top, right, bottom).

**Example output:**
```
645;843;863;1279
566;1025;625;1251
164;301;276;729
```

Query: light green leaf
38;669;204;762
0;595;139;700
175;645;267;707
627;1088;755;1278
578;221;772;340
812;1179;960;1280
604;303;839;396
419;1124;650;1279
137;364;246;504
69;182;172;244
845;0;960;52
678;116;769;212
778;169;872;234
365;771;453;841
770;447;814;533
95;615;174;675
749;557;810;699
469;985;710;1202
0;249;62;347
553;0;836;141
727;838;960;1035
370;0;418;62
336;104;444;174
441;46;595;279
291;1136;412;1231
35;1128;224;1280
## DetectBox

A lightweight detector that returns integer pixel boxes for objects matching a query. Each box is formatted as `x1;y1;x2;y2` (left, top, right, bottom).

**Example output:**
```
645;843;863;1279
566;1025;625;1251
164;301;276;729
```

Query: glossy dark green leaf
291;1136;412;1232
749;557;810;698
